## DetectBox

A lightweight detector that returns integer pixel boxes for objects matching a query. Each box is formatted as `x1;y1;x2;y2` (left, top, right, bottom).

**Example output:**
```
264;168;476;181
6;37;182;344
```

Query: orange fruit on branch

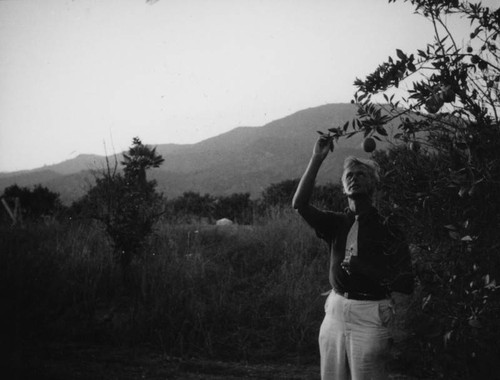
362;137;376;152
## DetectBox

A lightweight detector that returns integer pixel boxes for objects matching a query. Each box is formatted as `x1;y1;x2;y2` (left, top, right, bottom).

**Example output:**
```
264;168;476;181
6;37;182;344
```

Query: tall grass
1;208;329;364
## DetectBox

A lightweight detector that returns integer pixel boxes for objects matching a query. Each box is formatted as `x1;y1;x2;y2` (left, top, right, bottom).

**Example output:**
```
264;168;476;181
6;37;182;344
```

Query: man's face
342;165;374;197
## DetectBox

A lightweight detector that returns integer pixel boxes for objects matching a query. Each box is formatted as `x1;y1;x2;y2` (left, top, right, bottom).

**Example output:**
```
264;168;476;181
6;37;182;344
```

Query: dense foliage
326;1;500;378
373;145;500;378
1;184;63;223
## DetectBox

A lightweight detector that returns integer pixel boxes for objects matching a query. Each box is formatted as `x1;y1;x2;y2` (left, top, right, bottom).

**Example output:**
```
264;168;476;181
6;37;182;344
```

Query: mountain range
0;103;399;205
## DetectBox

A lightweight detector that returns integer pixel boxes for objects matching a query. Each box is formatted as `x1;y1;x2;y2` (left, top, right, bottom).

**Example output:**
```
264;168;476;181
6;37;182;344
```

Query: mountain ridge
0;103;397;204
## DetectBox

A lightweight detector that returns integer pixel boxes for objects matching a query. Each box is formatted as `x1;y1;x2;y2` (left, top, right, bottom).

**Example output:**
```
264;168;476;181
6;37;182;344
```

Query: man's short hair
341;156;380;195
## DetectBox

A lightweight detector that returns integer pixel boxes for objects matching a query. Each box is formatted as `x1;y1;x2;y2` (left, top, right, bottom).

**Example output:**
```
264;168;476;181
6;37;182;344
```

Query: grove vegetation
321;1;500;378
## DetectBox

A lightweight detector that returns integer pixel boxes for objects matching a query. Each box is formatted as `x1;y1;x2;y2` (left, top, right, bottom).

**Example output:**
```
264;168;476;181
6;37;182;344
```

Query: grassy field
1;209;419;379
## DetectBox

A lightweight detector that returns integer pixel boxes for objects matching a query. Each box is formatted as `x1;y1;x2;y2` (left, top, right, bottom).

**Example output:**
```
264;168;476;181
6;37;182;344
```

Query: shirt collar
345;206;378;222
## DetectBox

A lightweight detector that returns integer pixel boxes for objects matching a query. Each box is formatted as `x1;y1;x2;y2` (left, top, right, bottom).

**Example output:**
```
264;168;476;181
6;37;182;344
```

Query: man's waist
335;289;388;301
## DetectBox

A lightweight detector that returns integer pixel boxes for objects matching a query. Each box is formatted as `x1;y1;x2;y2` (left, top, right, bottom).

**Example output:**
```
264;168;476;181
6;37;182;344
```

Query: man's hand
313;134;334;160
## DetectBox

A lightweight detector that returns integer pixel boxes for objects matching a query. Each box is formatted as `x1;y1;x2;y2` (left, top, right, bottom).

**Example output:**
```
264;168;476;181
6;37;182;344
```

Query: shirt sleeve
297;206;344;242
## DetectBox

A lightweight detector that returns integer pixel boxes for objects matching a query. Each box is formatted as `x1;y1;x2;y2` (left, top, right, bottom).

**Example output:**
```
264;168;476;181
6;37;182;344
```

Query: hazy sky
0;0;496;172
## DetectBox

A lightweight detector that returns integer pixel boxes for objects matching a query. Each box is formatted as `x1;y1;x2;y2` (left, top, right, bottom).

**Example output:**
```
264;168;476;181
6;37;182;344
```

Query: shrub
1;184;64;222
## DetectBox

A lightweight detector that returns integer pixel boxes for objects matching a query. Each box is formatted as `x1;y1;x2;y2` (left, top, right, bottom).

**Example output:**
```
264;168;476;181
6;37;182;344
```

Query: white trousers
319;292;393;380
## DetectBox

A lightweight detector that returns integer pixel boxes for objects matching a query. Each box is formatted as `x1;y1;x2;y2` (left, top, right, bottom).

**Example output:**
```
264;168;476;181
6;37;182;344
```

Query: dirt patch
12;343;320;380
10;342;418;379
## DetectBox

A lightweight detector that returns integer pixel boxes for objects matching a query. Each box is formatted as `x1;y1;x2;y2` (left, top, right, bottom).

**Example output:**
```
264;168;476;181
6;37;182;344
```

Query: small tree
121;137;165;188
74;137;164;268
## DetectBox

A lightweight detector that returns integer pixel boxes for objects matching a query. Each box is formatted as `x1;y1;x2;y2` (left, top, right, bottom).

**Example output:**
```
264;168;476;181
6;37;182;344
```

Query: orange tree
324;1;500;378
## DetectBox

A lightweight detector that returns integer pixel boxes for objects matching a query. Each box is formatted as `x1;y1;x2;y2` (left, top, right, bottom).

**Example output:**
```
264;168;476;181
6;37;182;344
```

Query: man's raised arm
292;135;333;217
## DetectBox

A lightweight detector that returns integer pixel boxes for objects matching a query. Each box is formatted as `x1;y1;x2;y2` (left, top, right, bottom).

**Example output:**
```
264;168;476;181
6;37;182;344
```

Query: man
292;134;413;380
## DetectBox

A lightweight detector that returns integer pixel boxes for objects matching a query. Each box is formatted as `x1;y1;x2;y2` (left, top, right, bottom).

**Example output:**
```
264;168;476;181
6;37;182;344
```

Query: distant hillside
0;103;399;204
42;154;110;175
0;169;63;188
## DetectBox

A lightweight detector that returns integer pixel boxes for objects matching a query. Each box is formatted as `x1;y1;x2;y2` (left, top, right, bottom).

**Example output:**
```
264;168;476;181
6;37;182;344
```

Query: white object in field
216;218;233;226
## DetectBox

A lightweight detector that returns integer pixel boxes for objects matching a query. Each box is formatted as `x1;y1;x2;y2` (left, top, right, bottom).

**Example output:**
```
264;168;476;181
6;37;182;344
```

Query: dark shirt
300;206;413;295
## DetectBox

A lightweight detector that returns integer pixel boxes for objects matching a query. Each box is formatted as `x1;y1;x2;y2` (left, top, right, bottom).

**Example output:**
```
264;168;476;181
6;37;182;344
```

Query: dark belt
340;291;387;301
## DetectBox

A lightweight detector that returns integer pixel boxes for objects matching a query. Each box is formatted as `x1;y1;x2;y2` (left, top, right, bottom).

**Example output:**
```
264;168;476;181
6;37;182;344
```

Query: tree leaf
376;126;388;136
469;319;482;328
422;294;432;310
417;49;427;58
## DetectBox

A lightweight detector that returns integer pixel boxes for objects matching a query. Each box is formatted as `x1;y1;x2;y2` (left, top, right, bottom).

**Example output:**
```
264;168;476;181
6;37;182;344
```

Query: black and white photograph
1;0;499;379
